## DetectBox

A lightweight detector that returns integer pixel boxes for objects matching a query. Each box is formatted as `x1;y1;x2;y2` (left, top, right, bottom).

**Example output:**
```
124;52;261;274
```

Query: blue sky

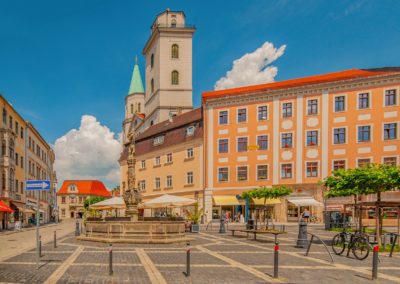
1;0;399;143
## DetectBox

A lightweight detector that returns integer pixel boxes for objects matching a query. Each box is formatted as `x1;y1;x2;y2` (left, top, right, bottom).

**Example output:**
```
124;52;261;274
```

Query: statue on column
124;133;142;221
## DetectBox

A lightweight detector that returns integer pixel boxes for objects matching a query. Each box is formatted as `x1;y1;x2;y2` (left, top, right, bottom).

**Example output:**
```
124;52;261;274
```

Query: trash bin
246;219;255;230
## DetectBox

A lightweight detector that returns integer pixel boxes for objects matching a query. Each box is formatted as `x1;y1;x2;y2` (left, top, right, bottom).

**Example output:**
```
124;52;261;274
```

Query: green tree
84;196;106;209
323;164;400;245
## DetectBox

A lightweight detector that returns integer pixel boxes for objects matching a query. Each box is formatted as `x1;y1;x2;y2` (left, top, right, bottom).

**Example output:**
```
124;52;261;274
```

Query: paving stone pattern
0;224;399;283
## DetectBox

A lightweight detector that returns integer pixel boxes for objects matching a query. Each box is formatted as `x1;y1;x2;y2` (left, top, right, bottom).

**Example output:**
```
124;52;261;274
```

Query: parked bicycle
331;225;370;260
309;215;321;223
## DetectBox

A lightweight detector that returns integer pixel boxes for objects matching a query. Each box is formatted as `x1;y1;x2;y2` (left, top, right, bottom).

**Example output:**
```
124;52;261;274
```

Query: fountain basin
77;221;191;244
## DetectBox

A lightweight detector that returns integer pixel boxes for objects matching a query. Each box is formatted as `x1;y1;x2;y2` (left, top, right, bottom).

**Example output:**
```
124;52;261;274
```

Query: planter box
191;224;200;233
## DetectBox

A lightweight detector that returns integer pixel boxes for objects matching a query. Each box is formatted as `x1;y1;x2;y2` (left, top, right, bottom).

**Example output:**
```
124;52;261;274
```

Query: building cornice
205;73;400;108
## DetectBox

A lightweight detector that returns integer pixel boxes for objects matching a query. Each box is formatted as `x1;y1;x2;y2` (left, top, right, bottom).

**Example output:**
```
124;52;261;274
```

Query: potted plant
185;203;203;233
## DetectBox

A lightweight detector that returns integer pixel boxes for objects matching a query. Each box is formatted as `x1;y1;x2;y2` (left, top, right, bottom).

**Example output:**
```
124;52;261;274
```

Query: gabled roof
202;68;400;102
135;108;202;142
128;60;144;95
57;180;111;197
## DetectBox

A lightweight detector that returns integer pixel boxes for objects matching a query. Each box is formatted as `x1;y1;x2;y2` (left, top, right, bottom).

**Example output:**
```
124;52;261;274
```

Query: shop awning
213;196;240;206
251;198;281;205
11;202;24;212
0;201;14;213
287;196;323;207
24;208;35;214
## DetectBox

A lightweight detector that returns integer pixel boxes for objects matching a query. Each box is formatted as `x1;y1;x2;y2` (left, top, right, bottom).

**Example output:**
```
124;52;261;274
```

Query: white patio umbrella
143;194;196;209
90;197;126;210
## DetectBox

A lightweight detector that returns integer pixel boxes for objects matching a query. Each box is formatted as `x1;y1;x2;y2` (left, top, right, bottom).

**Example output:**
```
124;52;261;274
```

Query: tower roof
128;57;144;95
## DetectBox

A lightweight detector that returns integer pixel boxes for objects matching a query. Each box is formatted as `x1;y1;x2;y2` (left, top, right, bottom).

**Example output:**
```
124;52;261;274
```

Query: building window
257;135;268;150
151;78;154;93
384;123;397;140
358;125;371;142
153;135;164;146
383;157;397;166
333;160;346;171
187;148;194;158
70;196;76;204
150;53;154;68
282;102;292;118
139;180;146;191
307;99;318;115
171;19;177;27
20;181;23;194
186;126;195;136
138;103;141;113
166;175;172;188
333;128;346;144
130;104;134;114
9;139;15;160
257;165;268;180
306;131;318;146
15;153;19;165
20;127;24;139
258;106;268;120
2;108;6;124
237;108;247;123
186;172;193;185
358;158;371;168
61;209;65;218
141;160;146;169
171;70;179;85
155;156;161;166
281;133;293;148
219;111;228;125
358;93;370;109
15;121;18;134
281;164;292;179
218;167;229;182
334;96;345;112
237;137;248;152
9;116;12;129
166;153;173;163
171;44;179;58
306;162;318;177
218;139;229;153
237;166;248;181
385;89;397;106
155;177;161;189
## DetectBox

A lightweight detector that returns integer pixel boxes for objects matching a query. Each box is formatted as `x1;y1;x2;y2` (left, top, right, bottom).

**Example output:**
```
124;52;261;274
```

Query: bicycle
309;215;321;223
331;226;370;260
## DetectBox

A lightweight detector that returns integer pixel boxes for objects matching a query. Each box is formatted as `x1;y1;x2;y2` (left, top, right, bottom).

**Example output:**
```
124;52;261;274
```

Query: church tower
142;10;195;127
122;57;145;144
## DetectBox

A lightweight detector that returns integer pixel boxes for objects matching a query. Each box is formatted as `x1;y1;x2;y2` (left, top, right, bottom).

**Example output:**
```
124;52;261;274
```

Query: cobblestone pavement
0;224;399;283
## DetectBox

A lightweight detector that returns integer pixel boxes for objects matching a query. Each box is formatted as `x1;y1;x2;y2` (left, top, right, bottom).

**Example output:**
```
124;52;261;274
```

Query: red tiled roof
57;180;111;197
202;68;400;102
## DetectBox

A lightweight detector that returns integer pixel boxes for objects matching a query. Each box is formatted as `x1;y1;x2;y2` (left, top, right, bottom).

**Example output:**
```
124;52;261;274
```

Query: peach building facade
203;68;400;222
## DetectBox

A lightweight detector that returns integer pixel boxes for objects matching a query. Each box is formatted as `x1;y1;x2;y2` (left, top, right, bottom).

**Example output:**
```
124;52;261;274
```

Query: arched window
130;104;133;114
150;54;154;68
1;140;5;156
171;70;179;85
135;103;138;113
138;103;141;113
171;44;179;59
171;19;176;28
9;168;14;192
151;79;154;93
2;170;5;190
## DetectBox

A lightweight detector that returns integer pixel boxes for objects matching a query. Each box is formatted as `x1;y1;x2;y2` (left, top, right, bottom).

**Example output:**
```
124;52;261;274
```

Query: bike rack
383;233;399;257
305;233;334;263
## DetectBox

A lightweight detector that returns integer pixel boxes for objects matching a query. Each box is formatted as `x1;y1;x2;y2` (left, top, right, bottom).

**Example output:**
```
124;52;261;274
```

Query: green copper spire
128;56;144;94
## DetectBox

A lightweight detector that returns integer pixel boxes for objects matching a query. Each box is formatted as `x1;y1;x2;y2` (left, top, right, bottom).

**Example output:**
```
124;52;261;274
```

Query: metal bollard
184;242;191;277
219;217;226;234
109;244;113;276
54;231;57;248
274;242;279;279
39;235;42;257
372;245;379;280
296;220;308;248
75;220;80;236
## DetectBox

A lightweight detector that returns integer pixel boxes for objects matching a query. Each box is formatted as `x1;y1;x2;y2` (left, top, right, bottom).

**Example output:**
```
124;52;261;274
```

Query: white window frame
357;157;373;168
187;148;194;158
383;87;399;107
155;156;161;166
382;122;399;141
186;126;195;136
280;162;294;179
281;100;294;118
141;160;146;169
356;91;372;110
218;138;229;154
166;175;173;188
153;135;164;146
333;94;347;112
332;127;348;145
166;153;173;163
305;160;320;178
236;136;249;152
155;177;161;189
257;104;269;121
356;124;373;143
236;165;248;182
305;129;320;147
186;172;194;185
218;109;229;125
381;156;399;166
256;134;268;150
217;167;229;182
281;132;294;149
332;159;348;172
306;97;319;116
236;107;248;124
256;164;269;181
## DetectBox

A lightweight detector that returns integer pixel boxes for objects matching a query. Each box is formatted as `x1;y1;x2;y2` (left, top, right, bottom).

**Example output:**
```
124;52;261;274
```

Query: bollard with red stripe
274;242;279;278
372;245;379;280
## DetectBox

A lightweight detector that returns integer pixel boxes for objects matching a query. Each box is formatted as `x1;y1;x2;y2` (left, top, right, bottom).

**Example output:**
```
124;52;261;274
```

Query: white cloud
54;115;121;189
214;42;286;90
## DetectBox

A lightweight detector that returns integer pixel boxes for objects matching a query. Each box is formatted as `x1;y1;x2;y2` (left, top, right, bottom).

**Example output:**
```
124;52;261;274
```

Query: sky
1;0;399;187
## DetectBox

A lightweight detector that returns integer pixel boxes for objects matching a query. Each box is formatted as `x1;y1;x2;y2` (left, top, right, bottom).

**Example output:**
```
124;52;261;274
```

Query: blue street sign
26;180;51;191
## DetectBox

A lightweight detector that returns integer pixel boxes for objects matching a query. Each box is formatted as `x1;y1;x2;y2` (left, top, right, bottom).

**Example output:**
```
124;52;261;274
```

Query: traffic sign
26;180;51;191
